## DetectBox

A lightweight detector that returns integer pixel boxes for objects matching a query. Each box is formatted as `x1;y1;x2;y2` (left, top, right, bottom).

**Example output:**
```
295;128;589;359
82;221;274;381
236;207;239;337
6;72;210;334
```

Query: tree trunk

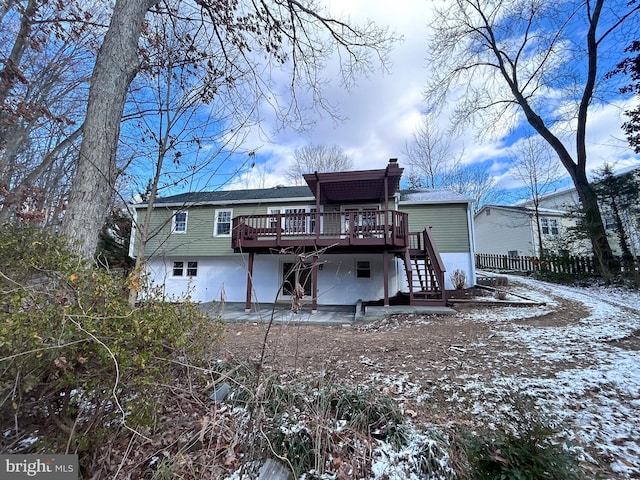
572;170;615;282
534;207;544;259
0;0;38;165
60;0;158;260
515;94;616;281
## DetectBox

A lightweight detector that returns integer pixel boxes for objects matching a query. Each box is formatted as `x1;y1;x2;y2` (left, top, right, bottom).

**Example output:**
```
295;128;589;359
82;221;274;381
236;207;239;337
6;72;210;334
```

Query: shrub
451;269;467;290
461;395;588;480
211;362;405;478
0;225;221;473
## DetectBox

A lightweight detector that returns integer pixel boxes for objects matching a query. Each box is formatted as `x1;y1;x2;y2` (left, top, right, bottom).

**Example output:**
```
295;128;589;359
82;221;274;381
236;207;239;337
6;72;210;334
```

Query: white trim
172;210;188;234
340;203;380;212
214;208;233;237
172;260;199;278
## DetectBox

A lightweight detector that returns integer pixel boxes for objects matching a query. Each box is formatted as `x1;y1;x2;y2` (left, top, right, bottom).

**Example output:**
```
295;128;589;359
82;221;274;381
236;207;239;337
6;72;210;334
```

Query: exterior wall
539;215;591;256
534;188;638;257
398;202;476;287
475;208;534;256
395;252;476;292
535;189;580;210
139;198;476;304
137;201;316;257
145;253;399;305
475;207;592;257
399;203;470;252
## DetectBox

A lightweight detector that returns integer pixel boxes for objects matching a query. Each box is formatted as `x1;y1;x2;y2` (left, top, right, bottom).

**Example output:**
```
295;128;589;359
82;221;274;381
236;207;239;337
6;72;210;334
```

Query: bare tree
286;144;352;185
425;0;640;281
61;0;397;260
610;40;640;153
404;113;462;189
510;136;563;258
405;113;501;210
0;1;101;223
449;162;502;213
123;12;256;304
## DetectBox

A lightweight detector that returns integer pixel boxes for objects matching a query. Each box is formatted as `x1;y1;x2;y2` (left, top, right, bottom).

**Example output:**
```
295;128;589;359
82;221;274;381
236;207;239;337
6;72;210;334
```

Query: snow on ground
455;274;640;478
223;275;640;479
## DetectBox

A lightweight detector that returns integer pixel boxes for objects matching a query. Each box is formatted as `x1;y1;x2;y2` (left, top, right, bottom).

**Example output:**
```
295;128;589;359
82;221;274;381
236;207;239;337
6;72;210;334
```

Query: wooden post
311;255;319;313
245;252;254;312
383;249;389;307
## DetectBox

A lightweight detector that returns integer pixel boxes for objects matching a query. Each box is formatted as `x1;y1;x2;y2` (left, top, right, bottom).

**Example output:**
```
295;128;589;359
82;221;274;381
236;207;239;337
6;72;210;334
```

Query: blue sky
149;0;640;201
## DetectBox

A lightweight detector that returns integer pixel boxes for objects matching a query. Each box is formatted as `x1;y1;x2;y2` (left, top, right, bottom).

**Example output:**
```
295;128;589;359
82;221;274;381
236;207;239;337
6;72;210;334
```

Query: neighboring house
130;159;476;310
475;167;640;258
474;205;586;257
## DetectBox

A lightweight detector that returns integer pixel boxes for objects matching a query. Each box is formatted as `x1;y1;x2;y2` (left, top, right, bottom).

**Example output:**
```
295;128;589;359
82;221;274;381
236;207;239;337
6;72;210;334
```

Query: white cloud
229;1;437;181
218;1;639;194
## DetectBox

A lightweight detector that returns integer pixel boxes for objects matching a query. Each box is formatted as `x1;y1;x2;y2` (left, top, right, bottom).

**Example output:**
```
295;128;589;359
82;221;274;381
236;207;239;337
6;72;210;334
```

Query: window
356;260;371;278
173;261;184;276
541;218;559;235
284;208;307;234
173;260;198;277
214;209;232;236
186;261;198;276
343;205;380;236
486;208;491;216
541;218;549;234
268;206;317;233
172;211;187;233
508;250;519;257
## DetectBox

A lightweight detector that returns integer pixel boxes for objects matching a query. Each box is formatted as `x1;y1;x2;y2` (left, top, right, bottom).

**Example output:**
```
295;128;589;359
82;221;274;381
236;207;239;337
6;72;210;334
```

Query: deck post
383;249;390;306
311;255;319;313
245;252;254;312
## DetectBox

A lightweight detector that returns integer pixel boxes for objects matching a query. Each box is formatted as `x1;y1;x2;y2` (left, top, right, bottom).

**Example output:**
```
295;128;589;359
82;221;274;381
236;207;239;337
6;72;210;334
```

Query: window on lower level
541;218;559;235
508;250;519;257
173;260;198;277
356;260;371;278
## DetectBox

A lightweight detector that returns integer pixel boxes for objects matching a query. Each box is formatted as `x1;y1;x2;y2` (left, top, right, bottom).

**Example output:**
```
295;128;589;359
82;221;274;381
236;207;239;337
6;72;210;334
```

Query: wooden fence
475;253;603;275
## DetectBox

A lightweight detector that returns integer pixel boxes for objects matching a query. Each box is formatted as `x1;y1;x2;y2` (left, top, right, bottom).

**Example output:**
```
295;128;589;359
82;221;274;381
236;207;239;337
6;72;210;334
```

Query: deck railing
232;210;409;249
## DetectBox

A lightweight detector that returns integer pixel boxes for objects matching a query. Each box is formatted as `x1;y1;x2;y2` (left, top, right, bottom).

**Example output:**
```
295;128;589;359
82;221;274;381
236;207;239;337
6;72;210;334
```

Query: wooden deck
231;210;409;251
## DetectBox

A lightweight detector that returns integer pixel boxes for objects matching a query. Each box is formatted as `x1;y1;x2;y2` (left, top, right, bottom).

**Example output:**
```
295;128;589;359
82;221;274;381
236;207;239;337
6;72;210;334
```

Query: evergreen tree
594;165;640;272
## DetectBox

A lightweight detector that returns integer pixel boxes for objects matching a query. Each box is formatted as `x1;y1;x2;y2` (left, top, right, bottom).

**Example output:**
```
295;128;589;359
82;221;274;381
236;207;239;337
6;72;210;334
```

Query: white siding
474;208;535;256
146;253;400;305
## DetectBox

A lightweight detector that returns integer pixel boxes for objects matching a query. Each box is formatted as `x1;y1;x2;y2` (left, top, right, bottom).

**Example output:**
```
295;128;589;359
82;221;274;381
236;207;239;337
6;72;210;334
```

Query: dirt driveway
220;276;640;479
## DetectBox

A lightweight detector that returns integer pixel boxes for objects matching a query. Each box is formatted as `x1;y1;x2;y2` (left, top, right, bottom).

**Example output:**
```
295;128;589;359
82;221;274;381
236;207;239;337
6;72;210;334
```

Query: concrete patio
200;301;456;325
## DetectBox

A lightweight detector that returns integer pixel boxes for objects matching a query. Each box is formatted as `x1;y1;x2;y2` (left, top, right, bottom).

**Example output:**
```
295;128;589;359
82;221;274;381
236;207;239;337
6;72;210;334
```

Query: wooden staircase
402;228;447;306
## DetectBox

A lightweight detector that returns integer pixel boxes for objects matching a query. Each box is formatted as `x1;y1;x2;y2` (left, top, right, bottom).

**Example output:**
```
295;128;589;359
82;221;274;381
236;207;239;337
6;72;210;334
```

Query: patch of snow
371;424;455;480
451;275;640;478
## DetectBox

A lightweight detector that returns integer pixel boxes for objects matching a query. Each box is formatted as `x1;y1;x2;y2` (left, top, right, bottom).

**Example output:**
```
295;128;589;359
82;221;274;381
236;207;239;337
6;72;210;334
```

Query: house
129;159;476;311
475;167;640;258
473;204;588;258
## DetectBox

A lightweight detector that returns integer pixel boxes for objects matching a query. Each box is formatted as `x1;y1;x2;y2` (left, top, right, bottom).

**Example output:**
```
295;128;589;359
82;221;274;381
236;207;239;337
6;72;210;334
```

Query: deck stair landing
403;228;447;306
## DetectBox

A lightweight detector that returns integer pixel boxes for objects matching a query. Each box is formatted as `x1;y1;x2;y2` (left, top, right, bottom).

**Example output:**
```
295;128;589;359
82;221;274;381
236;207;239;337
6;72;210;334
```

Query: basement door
281;262;312;298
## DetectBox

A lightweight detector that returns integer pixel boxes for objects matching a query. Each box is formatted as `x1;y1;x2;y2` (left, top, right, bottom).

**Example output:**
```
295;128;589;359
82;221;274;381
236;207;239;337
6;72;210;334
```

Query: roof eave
131;195;317;209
